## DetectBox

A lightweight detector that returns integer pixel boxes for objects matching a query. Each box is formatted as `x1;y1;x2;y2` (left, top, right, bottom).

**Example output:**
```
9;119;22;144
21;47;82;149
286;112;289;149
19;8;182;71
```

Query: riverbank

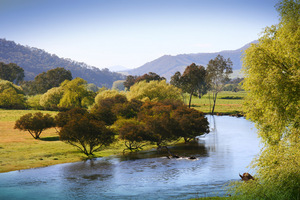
0;92;245;173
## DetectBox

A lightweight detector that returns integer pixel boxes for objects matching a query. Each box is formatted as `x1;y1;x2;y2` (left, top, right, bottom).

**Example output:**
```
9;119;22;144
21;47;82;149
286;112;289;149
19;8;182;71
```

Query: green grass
0;109;155;173
0;93;246;173
186;91;246;115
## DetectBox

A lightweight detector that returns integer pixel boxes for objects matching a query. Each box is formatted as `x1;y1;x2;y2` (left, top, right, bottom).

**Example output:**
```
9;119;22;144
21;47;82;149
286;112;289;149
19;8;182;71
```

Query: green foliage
115;100;209;150
91;94;128;125
57;109;115;156
206;54;233;114
127;80;182;102
0;39;125;87
26;95;43;110
115;118;148;151
172;105;209;143
123;72;165;91
230;1;300;199
14;112;55;139
171;63;208;108
112;80;125;91
0;80;26;109
94;89;125;106
58;78;95;109
0;62;24;85
21;67;72;95
39;87;64;110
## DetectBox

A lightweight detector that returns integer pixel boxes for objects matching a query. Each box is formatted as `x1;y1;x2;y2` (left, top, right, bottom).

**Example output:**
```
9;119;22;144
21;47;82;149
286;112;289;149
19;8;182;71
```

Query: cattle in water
239;173;254;181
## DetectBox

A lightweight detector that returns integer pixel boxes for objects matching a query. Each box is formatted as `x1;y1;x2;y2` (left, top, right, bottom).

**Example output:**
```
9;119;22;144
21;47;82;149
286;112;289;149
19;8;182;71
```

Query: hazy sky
0;0;279;69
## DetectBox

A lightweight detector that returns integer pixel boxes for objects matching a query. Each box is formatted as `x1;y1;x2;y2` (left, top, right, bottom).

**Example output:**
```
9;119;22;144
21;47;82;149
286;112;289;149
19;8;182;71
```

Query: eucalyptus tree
206;55;233;114
171;63;208;108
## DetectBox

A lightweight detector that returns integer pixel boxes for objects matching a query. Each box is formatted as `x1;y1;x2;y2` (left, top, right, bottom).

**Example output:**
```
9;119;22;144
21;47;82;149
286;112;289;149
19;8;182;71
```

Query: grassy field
0;109;141;173
187;91;246;115
0;91;245;173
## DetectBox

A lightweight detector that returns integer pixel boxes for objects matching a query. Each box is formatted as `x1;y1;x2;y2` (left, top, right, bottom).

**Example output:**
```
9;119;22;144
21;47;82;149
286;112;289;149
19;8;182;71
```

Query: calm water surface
0;116;260;199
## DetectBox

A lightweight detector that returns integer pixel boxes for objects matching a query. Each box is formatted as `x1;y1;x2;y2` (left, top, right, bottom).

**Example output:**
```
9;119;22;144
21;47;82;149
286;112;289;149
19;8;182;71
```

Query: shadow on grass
40;136;60;141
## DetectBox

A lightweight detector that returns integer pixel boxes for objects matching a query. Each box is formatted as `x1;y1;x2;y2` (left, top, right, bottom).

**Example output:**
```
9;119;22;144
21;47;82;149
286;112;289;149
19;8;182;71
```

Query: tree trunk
211;91;218;115
188;91;194;108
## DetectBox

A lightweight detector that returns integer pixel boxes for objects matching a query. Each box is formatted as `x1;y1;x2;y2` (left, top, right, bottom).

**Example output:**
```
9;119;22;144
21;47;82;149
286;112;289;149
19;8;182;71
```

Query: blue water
0;116;260;199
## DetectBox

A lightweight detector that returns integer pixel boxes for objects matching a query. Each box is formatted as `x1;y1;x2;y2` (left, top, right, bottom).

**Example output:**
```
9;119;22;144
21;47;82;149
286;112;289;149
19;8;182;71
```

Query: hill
126;41;258;80
0;39;125;88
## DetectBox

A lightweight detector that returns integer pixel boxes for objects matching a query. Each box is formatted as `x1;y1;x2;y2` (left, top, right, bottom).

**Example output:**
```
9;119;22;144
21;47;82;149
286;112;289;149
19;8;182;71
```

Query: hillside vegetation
0;39;125;87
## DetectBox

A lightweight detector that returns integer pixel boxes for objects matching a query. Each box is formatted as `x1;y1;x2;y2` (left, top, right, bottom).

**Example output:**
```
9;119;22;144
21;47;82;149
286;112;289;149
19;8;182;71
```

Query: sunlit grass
185;91;246;114
0;110;145;173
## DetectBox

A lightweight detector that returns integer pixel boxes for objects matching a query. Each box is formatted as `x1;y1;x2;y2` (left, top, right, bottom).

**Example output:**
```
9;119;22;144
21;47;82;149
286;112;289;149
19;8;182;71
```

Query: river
0;116;260;199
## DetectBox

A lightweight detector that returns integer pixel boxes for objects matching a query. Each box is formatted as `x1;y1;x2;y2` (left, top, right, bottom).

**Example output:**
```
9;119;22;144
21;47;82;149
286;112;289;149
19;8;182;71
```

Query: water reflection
0;116;260;199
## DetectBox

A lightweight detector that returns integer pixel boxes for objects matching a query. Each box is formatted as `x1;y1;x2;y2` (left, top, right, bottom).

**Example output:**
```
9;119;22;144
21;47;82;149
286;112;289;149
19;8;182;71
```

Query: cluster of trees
170;55;233;114
15;93;209;156
0;62;24;85
123;72;165;91
229;0;300;199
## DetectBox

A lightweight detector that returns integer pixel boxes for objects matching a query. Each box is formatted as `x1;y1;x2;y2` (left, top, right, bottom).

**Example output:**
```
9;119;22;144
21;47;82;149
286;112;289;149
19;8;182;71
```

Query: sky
0;0;279;70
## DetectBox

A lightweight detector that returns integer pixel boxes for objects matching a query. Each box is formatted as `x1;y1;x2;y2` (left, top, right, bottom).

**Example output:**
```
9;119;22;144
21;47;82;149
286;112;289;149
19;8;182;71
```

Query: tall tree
58;78;95;109
206;55;233;114
171;63;208;108
58;112;115;156
230;1;300;199
34;67;72;94
0;62;24;85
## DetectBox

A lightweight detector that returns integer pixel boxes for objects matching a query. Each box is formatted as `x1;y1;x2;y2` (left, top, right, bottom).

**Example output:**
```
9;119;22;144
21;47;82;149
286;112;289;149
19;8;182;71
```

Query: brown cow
239;173;254;181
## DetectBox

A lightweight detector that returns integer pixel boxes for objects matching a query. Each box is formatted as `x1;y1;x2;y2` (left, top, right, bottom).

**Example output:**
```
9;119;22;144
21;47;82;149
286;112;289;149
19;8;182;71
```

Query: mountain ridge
0;38;125;88
126;41;258;80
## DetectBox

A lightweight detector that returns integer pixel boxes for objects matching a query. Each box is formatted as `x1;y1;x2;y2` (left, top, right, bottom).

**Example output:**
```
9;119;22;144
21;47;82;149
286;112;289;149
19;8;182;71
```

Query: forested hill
127;41;258;80
0;39;125;87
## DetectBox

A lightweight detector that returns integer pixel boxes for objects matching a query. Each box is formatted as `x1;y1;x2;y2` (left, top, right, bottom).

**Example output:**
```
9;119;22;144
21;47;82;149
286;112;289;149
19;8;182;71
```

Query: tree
116;119;148;152
112;80;125;91
173;106;209;143
21;67;72;95
230;1;300;199
14;112;55;139
39;87;64;110
0;80;26;109
206;55;233;114
0;62;24;85
138;101;180;148
171;63;208;108
123;72;165;91
127;80;182;102
91;94;128;125
58;78;95;109
123;75;137;91
58;113;115;156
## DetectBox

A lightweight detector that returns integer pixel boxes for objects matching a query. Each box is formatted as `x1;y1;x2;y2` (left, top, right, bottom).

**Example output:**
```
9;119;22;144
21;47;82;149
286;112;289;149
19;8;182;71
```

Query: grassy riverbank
0;109;145;173
0;91;245;173
189;91;245;115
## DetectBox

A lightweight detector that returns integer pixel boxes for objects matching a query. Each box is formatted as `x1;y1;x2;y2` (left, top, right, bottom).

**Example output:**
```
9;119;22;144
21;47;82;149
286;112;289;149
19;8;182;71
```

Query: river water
0;116;260;199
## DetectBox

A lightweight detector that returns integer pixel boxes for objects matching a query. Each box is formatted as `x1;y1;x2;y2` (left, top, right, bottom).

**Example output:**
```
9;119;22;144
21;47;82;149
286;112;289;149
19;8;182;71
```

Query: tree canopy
123;72;165;91
0;62;24;85
0;80;26;109
230;1;300;199
127;80;182;102
171;63;208;108
14;112;55;139
206;54;233;114
57;109;115;156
